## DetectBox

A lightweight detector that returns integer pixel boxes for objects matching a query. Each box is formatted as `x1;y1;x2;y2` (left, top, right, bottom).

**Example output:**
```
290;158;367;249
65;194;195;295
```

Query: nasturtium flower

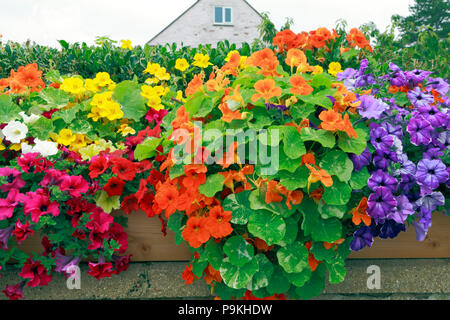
2;121;28;144
312;65;323;75
84;78;100;93
182;216;210;248
328;62;343;77
251;79;282;102
94;72;114;87
60;77;85;95
175;58;189;72
192;53;212;68
155;67;170;81
120;39;132;50
118;124;136;136
143;62;161;75
55;129;76;146
290;75;313;95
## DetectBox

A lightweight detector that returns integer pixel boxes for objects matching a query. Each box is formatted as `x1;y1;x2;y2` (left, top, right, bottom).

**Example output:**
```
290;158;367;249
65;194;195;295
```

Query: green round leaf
247;254;274;291
248;210;286;245
276;242;309;274
322;178;352;205
311;218;342;243
198;174;225;197
319;150;354;182
220;257;259;289
223;236;254;267
266;266;291;295
285;267;312;287
223;191;253;225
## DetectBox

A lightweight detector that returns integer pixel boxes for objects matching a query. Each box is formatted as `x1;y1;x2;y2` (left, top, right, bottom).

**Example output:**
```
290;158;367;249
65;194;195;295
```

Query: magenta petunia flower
59;175;89;197
23;189;60;223
0;189;25;221
2;283;25;300
0;167;26;192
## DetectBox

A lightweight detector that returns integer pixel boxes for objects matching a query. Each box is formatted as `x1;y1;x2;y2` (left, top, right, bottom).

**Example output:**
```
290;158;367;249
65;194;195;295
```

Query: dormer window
214;6;232;25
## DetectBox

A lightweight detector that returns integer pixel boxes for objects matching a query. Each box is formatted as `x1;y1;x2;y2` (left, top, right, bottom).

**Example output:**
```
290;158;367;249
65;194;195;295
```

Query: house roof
147;0;262;45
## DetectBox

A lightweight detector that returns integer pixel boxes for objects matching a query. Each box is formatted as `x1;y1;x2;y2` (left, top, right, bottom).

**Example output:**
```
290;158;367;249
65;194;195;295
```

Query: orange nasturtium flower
205;206;233;239
319;109;344;131
346;28;373;52
323;238;345;250
219;103;244;123
285;49;307;68
185;73;204;97
204;264;222;285
351;197;371;226
305;163;333;190
290;75;313;96
251;79;282;103
246;48;280;77
182;216;211;248
305;241;321;271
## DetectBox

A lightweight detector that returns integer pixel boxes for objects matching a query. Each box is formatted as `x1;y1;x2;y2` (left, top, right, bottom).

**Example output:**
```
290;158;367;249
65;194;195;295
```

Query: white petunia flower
19;111;41;124
33;139;58;157
20;142;34;154
2;121;28;143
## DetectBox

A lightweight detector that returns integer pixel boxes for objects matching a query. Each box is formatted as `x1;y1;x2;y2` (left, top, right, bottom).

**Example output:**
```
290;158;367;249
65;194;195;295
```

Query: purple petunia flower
0;225;14;250
377;219;407;239
436;131;450;150
415;158;448;190
407;116;433;146
373;150;398;170
399;174;416;193
394;154;416;176
380;122;403;138
367;186;397;220
424;147;444;160
349;146;371;172
407;87;434;108
426;77;449;96
368;170;398;193
370;126;394;151
390;195;415;224
358;95;389;119
416;191;445;213
350;226;374;251
337;68;357;81
405;69;431;87
416;105;446;128
412;221;428;241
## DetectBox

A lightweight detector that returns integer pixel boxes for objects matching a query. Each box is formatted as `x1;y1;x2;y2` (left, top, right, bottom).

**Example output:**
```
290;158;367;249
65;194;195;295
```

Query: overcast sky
0;0;414;47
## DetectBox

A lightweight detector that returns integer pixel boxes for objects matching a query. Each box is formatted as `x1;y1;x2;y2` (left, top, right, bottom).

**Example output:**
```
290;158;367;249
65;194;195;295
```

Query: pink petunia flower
23;189;60;223
0;189;25;221
0;167;26;192
59;175;89;197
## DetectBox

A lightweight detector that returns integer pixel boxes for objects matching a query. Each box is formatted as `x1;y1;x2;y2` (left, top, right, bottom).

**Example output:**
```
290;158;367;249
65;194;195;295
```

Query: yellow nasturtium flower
84;78;100;93
118;124;136;136
313;65;324;75
143;62;161;75
328;62;343;77
192;53;213;68
155;67;170;81
60;77;85;95
175;58;190;72
145;77;160;85
176;90;186;103
94;72;114;87
56;129;77;146
70;134;88;150
10;143;21;151
120;39;133;50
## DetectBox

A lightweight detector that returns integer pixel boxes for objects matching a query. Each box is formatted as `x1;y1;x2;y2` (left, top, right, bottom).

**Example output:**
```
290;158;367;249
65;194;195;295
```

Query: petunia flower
367;187;397;220
390;195;415;224
407;87;434;108
0;225;14;250
88;261;113;280
19;258;52;287
2;121;28;144
2;283;25;300
370;126;394;151
349;147;371;171
368;170;398;193
11;219;34;243
103;176;125;197
415;159;448;190
59;175;89;197
350;226;374;251
0;189;25;221
0;167;26;192
407;116;433;146
358;95;388;120
23;189;60;223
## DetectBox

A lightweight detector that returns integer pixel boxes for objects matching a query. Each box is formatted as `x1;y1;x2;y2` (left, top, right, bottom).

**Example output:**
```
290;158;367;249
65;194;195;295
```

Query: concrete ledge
0;259;448;300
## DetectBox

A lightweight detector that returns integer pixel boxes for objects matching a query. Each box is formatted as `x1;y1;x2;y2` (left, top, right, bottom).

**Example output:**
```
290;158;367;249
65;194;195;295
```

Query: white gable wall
148;0;262;47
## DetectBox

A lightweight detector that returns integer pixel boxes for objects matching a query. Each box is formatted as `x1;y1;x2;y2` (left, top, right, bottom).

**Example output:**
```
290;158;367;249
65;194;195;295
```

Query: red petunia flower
104;176;125;197
19;258;52;287
87;261;113;280
12;219;34;243
110;158;137;181
88;156;110;179
59;175;89;197
2;283;24;300
113;255;132;275
121;194;139;215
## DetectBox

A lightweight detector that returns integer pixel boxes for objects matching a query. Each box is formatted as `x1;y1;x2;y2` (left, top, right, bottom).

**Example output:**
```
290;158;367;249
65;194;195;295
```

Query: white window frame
214;6;233;25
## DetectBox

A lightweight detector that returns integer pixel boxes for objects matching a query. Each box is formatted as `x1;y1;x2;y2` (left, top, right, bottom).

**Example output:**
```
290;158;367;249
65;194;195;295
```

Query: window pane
215;7;223;23
225;8;232;23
